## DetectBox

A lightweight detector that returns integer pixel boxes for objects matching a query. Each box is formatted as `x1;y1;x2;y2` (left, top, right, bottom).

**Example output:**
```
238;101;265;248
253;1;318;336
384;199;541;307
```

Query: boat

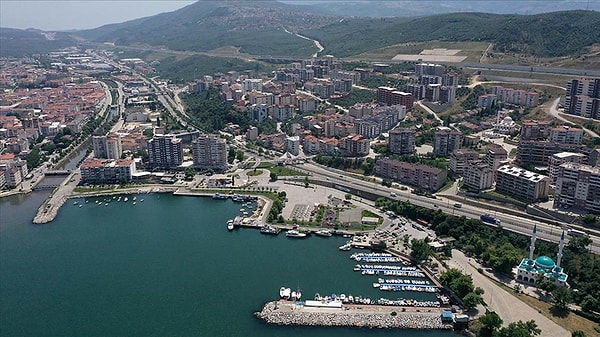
132;202;136;205
280;287;291;300
339;243;351;251
73;201;79;205
124;197;128;202
286;230;307;238
78;204;82;208
227;220;235;231
140;198;144;202
212;193;227;200
260;225;280;235
315;229;332;237
133;196;136;201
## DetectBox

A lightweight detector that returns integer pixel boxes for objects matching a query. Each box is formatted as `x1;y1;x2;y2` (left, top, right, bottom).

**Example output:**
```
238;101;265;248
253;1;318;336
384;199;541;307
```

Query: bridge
45;170;71;176
32;185;59;191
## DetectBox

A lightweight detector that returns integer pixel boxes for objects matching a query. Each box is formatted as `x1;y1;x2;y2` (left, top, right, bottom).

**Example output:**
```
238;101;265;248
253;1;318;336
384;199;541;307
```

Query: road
547;97;599;138
416;101;443;124
449;250;570;337
295;162;600;253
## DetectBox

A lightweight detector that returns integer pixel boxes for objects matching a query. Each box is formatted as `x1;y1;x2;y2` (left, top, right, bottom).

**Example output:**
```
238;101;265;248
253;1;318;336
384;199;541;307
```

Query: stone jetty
255;301;452;330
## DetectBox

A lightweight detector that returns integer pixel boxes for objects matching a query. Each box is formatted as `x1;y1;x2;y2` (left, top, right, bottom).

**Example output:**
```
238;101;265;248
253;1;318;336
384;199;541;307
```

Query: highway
295;162;600;254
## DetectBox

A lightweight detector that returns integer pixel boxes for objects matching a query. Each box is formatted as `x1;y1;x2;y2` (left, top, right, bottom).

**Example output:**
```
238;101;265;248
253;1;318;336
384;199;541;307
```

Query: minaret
556;230;565;268
529;225;537;261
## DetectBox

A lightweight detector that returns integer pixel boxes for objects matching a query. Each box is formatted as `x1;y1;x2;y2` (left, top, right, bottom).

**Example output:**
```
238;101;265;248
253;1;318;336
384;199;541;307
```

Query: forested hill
0;28;75;58
302;10;600;58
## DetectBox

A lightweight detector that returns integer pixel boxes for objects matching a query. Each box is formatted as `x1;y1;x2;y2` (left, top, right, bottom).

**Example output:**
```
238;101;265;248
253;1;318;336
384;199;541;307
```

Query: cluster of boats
375;283;439;293
354;264;418;271
279;287;302;301
212;193;258;203
311;293;442;308
285;230;307;238
350;252;403;263
226;217;243;231
74;195;143;208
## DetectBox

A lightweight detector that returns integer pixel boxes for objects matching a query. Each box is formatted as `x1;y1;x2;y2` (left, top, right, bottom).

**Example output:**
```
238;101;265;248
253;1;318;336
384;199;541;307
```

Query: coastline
255;300;452;330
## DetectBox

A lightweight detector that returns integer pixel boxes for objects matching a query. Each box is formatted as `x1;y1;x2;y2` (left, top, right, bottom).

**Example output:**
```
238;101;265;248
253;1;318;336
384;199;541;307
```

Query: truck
480;214;501;225
567;229;589;238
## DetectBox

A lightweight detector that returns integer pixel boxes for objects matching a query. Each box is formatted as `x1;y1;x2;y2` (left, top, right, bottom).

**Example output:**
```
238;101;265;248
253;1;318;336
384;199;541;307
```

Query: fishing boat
286;230;307;238
315;229;332;237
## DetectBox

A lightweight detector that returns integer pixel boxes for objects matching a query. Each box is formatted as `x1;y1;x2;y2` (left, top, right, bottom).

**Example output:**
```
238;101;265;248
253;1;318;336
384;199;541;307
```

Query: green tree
536;274;557;295
236;150;245;162
270;172;278;182
479;312;503;337
410;238;432;261
228;147;236;164
494;320;541;337
345;193;352;200
580;295;598;313
552;286;572;312
156;116;161;126
463;292;482;310
571;331;586;337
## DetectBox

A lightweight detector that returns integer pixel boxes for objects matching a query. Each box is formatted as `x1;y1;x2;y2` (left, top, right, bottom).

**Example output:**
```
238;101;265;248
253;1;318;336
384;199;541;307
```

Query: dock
255;300;452;330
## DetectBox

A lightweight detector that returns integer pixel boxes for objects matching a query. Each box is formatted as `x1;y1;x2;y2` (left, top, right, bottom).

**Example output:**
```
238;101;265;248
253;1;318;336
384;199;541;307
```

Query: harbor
255;299;452;330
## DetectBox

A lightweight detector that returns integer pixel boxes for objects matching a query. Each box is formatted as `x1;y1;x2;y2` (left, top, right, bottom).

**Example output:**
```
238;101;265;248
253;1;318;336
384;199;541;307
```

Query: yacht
339;243;352;251
260;225;280;235
315;229;332;237
286;230;307;238
227;220;235;231
124;197;128;202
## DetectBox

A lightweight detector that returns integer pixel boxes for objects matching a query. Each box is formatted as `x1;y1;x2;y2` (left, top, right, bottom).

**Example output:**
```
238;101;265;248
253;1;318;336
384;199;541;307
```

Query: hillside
74;0;337;57
0;28;75;57
301;11;600;58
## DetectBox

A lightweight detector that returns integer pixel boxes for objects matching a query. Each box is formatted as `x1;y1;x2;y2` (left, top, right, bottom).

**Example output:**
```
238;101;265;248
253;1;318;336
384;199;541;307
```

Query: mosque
516;225;569;287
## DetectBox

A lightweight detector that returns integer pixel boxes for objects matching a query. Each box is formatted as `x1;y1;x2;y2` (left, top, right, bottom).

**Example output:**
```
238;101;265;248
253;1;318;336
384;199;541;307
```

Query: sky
0;0;196;31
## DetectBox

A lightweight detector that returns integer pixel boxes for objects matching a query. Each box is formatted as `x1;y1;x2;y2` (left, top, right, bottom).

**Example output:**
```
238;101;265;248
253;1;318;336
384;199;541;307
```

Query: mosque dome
535;256;556;270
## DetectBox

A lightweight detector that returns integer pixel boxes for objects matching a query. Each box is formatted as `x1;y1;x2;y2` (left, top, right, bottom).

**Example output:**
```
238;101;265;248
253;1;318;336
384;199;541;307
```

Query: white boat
260;225;280;235
227;220;235;231
286;230;307;238
315;229;332;237
133;196;136;201
73;201;79;205
339;243;351;251
133;202;136;205
124;197;128;202
140;199;144;202
78;204;82;208
279;287;291;300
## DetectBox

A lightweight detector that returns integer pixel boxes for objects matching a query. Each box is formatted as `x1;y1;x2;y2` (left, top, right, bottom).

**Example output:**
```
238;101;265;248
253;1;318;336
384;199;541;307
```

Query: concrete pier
255;300;452;330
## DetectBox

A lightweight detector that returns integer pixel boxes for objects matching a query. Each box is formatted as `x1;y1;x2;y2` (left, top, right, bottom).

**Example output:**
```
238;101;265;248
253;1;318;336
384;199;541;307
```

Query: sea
0;187;456;337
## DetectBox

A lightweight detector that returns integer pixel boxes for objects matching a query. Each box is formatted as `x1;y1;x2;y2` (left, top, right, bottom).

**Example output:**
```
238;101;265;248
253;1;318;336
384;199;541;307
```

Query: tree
580;295;599;313
410;238;432;261
494;320;541;337
345;193;352;200
552;286;572;312
479;312;503;337
571;331;586;337
236;150;245;162
536;274;557;295
228;148;236;164
156;116;161;126
463;292;482;310
269;172;278;182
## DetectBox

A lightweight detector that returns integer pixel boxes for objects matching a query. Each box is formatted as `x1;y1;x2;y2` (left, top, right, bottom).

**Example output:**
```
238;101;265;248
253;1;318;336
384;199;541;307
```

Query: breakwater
255;301;452;330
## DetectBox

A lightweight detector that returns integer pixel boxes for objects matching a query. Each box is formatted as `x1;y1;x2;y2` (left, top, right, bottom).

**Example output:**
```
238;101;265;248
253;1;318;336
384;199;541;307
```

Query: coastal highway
295;162;600;254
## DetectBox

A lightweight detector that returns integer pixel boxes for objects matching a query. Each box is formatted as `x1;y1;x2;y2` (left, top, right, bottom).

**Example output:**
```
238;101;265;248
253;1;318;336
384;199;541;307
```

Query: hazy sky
0;0;196;31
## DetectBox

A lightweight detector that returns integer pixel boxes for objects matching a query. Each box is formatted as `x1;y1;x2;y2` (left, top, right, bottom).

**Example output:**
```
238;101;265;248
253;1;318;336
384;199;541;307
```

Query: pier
255;300;452;330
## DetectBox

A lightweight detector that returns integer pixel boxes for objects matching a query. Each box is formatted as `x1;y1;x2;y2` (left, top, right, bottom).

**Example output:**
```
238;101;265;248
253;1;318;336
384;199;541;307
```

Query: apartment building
549;125;583;145
415;63;444;76
564;78;600;120
92;133;122;159
463;160;494;192
554;163;600;214
148;135;183;169
339;134;370;157
449;149;480;176
495;165;550;202
376;87;413;109
490;86;539;108
285;136;300;156
520;120;551;141
486;144;508;172
80;158;135;184
548;152;587;184
433;129;463;157
517;140;589;166
375;158;447;192
192;134;228;172
388;128;416;155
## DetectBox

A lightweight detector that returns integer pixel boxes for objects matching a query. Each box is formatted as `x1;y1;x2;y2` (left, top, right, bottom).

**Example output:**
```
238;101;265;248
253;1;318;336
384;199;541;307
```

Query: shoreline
255;300;452;330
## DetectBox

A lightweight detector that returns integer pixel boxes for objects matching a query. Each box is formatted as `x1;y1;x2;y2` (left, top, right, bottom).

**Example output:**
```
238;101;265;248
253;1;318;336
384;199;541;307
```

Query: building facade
148;135;183;169
495;165;550;202
375;158;447;192
554;163;600;214
463;160;494;192
80;158;135;184
192;134;228;172
433;129;463;157
388;128;416;155
449;149;480;177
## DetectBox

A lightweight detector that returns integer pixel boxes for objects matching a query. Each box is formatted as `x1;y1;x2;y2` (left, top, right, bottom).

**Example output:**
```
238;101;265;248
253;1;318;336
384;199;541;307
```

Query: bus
567;229;589;238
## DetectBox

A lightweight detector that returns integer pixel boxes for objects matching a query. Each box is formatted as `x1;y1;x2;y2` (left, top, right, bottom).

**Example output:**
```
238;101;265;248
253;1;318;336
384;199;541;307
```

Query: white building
285;136;300;156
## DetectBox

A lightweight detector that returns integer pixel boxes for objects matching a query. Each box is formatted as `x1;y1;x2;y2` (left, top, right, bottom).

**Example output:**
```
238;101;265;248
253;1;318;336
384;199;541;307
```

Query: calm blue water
0;192;455;337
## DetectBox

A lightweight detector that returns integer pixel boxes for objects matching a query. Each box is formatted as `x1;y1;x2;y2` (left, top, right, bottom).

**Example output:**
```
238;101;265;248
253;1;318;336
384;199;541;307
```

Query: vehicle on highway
567;228;589;238
480;214;501;225
453;202;462;208
390;192;397;197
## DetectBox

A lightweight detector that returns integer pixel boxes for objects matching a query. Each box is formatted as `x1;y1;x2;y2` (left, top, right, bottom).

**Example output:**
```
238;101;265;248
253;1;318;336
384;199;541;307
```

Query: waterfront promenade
255;300;451;330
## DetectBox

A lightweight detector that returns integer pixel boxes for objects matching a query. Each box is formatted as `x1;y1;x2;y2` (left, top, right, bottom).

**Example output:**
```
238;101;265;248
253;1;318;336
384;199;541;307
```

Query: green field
353;41;490;63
